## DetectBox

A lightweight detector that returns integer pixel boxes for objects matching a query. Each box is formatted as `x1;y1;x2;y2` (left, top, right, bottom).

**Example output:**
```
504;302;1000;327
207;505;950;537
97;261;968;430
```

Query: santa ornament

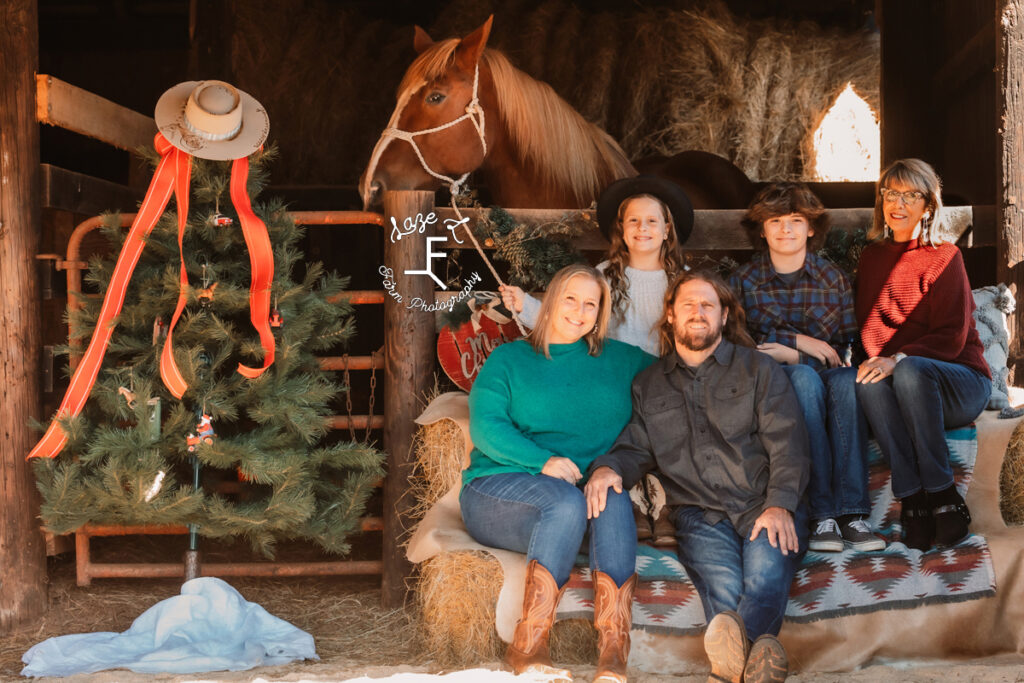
437;293;524;391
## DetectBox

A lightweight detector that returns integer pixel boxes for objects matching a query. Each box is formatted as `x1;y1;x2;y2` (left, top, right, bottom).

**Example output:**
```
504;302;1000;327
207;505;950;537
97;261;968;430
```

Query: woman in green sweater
462;264;652;683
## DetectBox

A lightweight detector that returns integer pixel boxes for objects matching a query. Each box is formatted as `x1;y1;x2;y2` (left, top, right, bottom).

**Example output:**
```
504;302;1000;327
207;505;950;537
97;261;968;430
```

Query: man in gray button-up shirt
585;270;809;683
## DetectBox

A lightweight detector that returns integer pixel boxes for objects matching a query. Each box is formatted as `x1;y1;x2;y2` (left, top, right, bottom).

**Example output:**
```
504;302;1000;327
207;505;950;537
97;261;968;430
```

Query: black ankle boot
931;485;971;548
900;491;934;551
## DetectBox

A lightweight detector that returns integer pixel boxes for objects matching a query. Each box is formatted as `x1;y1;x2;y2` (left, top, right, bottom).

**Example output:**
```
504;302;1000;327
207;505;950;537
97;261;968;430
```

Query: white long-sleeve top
519;261;668;356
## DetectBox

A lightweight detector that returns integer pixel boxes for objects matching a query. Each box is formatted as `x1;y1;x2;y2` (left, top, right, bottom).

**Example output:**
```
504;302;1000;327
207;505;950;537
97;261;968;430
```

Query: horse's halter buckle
362;63;487;204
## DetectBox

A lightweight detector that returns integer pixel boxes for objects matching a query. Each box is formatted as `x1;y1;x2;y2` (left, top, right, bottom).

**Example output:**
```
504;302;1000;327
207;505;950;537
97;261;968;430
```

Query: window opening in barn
812;83;879;181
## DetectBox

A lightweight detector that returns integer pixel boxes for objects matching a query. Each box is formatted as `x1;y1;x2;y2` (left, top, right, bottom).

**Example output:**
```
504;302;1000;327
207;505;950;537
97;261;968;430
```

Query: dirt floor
2;536;1024;682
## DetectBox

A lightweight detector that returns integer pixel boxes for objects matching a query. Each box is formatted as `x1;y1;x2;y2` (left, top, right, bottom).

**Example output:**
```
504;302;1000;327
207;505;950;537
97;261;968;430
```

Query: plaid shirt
728;252;858;370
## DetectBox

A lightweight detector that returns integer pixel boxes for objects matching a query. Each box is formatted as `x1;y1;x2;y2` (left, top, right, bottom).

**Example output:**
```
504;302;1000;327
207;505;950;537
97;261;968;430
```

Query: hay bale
1000;418;1024;525
417;550;505;666
417;549;597;668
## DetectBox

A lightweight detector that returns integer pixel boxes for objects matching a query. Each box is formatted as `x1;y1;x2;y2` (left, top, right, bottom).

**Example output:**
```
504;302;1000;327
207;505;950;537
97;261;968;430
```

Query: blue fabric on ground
21;577;317;677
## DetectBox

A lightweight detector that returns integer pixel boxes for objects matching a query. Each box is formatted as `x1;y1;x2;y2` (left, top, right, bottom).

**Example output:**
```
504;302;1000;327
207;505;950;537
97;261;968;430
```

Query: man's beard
674;318;723;351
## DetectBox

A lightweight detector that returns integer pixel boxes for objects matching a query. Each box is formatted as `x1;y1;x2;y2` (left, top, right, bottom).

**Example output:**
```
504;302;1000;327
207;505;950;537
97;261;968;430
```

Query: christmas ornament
210;213;233;227
118;386;137;409
186;412;216;452
152;316;168;346
437;292;523;391
143;470;166;502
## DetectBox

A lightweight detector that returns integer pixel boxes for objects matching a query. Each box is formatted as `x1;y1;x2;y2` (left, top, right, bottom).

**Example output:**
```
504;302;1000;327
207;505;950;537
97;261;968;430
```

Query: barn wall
879;0;996;205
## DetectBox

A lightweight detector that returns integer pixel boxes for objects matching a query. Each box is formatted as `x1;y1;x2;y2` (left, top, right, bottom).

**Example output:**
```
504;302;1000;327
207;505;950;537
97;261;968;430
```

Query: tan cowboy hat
155;80;269;160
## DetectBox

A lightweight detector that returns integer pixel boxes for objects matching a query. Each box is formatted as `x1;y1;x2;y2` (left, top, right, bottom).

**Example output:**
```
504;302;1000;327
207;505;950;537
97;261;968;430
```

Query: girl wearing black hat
501;176;694;356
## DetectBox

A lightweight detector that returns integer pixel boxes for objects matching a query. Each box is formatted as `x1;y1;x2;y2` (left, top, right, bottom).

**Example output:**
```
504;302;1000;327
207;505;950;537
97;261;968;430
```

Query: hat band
184;115;242;142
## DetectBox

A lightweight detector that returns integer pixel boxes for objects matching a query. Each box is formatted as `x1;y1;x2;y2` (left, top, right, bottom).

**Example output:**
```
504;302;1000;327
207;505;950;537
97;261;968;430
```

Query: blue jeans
783;365;869;521
855;357;991;499
460;472;637;587
671;503;808;639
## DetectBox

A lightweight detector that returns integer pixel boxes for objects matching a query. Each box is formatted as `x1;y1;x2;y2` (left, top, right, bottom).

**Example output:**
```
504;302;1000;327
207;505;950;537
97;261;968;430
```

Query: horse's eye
425;91;446;105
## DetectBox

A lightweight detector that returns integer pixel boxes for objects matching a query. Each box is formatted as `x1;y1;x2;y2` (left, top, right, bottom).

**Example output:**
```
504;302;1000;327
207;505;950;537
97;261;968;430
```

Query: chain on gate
342;347;380;443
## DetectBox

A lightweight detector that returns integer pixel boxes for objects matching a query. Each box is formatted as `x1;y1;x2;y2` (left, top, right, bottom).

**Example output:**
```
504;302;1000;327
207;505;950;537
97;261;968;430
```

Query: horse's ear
454;15;493;71
413;25;434;54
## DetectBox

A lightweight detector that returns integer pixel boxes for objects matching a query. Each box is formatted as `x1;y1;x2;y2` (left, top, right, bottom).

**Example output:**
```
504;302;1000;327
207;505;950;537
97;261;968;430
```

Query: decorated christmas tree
32;148;384;557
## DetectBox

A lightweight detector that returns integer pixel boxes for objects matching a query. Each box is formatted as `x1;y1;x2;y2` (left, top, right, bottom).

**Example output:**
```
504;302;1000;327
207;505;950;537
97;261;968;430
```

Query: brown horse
360;16;754;211
360;16;635;210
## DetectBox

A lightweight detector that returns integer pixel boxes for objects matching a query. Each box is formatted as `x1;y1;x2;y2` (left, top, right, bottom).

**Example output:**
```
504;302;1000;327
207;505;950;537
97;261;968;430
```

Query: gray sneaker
808;518;844;552
841;517;886;552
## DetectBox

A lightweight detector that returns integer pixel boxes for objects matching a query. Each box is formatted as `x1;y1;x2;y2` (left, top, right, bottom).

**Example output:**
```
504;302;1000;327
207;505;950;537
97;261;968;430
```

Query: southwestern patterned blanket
556;426;996;634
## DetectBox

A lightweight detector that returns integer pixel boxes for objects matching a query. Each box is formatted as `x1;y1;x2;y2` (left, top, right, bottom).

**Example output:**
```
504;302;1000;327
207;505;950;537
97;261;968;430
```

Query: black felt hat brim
596;175;695;245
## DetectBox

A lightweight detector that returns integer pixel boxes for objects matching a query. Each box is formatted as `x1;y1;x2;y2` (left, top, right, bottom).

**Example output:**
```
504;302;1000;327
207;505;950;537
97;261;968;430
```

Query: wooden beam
40;164;141;214
434;205;991;252
35;74;156;152
997;0;1024;375
0;0;47;633
933;19;996;98
381;190;436;609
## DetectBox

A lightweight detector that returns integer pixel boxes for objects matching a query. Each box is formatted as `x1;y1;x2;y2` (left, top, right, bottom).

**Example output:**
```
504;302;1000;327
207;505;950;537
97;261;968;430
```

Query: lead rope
363;64;527;336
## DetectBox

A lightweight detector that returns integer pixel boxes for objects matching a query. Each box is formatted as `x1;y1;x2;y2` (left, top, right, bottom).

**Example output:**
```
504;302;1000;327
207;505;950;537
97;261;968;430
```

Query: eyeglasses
880;188;925;205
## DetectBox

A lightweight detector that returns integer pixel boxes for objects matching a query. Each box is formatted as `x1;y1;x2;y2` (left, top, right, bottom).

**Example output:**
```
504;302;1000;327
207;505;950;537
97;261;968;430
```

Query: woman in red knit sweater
854;158;991;552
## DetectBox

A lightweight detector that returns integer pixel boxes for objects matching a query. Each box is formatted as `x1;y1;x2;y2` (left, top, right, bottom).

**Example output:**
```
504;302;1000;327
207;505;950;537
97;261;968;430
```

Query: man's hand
749;506;799;555
541;456;582;484
756;342;799;365
584;466;623;519
795;334;843;367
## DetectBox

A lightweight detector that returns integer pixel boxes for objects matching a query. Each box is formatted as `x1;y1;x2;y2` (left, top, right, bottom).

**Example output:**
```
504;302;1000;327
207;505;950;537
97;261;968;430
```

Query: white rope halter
363;63;527;335
362;64;487;203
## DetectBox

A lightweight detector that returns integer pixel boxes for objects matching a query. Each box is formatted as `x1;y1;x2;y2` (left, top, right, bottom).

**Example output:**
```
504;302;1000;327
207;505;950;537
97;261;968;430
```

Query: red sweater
855;239;990;379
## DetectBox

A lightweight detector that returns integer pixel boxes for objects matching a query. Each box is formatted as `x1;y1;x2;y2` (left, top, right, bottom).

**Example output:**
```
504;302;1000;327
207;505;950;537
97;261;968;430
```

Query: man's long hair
657;269;755;357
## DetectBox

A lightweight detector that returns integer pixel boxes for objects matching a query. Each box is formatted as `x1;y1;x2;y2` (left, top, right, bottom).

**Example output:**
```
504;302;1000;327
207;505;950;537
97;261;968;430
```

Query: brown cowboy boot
592;570;637;683
504;560;572;680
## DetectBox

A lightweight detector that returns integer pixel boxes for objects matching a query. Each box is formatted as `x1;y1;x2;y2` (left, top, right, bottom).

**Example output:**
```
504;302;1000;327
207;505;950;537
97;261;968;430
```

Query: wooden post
997;0;1024;375
0;0;47;632
381;190;435;608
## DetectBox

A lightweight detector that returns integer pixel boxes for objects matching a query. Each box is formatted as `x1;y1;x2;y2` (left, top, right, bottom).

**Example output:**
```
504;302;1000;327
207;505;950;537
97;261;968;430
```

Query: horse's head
360;17;495;210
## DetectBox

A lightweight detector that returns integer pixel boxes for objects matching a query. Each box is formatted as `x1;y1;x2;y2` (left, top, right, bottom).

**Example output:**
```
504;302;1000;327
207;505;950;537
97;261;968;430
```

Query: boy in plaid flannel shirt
729;183;884;553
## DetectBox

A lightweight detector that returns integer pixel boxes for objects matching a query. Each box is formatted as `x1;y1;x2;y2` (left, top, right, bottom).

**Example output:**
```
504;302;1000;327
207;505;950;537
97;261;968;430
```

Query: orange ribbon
29;133;275;458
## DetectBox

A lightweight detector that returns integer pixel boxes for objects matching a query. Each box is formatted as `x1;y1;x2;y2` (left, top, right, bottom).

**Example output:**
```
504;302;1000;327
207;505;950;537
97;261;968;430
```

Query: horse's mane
399;40;635;205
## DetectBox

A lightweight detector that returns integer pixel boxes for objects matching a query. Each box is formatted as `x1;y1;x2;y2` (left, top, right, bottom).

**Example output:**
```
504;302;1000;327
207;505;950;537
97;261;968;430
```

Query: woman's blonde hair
871;158;946;246
530;264;611;358
603;193;685;324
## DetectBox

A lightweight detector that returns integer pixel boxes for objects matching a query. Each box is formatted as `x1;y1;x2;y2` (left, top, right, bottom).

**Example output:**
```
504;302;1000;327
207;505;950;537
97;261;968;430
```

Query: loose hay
416;549;597;668
999;417;1024;524
409;417;467;521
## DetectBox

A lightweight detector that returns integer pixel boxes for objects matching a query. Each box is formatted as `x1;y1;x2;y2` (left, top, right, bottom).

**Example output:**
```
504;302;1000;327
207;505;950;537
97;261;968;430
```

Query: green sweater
463;338;653;489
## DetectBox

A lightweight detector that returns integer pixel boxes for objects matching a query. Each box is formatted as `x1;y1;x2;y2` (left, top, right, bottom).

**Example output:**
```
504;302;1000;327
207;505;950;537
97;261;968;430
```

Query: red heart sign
438;316;524;391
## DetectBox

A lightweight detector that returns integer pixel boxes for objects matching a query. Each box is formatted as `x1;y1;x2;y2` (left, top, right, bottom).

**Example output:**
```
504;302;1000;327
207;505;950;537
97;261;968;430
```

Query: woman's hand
757;342;799;365
541;456;582;484
584;466;623;519
499;284;525;314
795;334;843;367
856;355;896;383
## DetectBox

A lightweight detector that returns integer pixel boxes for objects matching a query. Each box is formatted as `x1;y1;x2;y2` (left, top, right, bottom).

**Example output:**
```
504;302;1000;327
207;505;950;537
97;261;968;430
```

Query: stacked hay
227;0;878;186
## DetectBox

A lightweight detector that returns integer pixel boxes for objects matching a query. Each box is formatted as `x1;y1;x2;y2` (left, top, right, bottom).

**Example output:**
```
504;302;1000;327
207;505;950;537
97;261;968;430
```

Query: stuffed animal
972;284;1015;410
